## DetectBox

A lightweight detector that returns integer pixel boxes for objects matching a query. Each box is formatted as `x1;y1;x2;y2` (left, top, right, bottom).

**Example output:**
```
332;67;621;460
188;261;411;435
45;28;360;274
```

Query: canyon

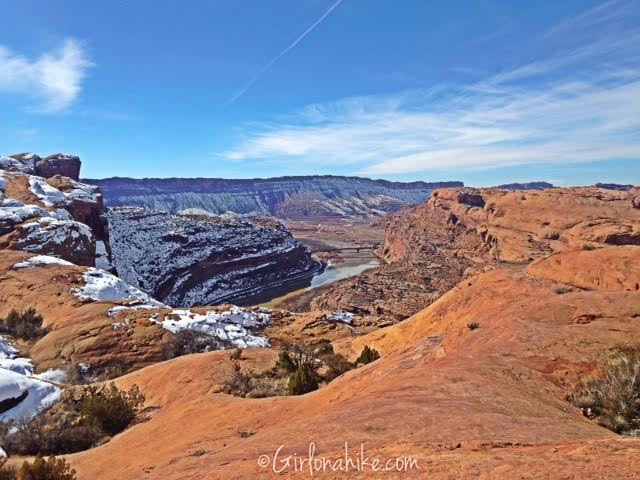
66;181;639;480
0;152;639;479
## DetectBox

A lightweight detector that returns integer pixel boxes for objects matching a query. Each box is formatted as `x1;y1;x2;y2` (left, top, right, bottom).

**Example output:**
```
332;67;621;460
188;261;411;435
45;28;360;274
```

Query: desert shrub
102;358;132;380
554;285;571;295
312;339;335;356
1;308;46;340
288;364;318;395
321;353;354;381
221;343;354;399
162;330;226;359
221;362;254;397
3;416;101;456
467;322;480;330
355;345;380;365
18;456;76;480
63;364;93;385
275;344;317;375
572;347;640;435
0;459;16;480
79;383;145;436
275;350;297;373
229;348;243;361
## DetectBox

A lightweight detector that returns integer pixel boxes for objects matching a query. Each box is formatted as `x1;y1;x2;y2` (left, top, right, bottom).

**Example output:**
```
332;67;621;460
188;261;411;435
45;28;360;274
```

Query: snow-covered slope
0;336;63;423
85;176;464;219
106;207;321;306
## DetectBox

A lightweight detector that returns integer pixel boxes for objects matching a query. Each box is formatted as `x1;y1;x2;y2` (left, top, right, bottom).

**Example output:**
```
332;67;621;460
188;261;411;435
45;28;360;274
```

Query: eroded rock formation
0;162;107;266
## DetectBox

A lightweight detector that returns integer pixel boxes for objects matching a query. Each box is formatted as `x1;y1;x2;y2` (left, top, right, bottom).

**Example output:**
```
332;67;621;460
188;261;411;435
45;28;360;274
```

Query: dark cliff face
595;183;638;191
106;206;320;306
84;176;464;219
493;182;554;190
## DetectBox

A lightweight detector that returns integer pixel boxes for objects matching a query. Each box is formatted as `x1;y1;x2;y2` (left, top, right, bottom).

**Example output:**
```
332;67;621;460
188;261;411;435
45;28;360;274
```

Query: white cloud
221;3;640;175
0;39;93;113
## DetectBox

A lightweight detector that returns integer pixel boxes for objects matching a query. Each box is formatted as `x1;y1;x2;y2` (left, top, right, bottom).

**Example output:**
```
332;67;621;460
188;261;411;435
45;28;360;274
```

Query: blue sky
0;0;638;186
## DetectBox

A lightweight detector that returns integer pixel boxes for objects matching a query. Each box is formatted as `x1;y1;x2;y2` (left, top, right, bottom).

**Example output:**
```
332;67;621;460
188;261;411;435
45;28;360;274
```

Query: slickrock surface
68;245;640;479
0;249;363;372
0;250;167;371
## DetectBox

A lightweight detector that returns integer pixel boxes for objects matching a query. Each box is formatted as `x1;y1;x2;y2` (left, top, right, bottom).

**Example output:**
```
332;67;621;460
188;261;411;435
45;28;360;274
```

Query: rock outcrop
84;175;463;219
5;153;81;180
106;206;321;306
0;168;107;267
312;186;640;321
0;153;113;268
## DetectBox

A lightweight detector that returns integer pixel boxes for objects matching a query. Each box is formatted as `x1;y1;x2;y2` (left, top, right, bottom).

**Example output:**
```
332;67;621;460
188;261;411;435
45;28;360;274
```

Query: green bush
288;364;318;395
1;308;46;340
572;347;640;435
355;345;380;365
79;383;145;436
18;456;76;480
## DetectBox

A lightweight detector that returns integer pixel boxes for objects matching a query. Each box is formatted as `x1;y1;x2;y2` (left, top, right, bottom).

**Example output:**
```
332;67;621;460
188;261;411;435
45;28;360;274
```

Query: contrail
225;0;344;106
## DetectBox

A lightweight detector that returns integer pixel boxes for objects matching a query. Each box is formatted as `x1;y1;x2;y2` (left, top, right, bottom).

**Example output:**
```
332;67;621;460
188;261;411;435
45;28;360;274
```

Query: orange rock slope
66;187;640;479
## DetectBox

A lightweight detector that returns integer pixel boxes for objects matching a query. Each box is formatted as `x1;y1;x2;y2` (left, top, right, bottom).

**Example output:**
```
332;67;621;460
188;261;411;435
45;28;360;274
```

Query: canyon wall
84;176;463;218
312;186;640;320
106;206;320;306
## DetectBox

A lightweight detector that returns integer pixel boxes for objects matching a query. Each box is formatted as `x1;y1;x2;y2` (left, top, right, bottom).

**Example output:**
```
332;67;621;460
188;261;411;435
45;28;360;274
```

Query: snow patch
151;306;271;348
62;180;100;204
13;255;75;270
74;267;165;307
95;240;112;270
0;336;62;423
106;304;157;317
0;201;49;225
325;312;355;325
0;157;32;174
17;217;93;251
28;176;67;207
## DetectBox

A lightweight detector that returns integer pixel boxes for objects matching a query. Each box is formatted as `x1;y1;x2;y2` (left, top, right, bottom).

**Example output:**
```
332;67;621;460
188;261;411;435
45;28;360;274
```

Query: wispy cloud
222;1;640;176
0;39;93;113
225;0;344;106
542;0;632;39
